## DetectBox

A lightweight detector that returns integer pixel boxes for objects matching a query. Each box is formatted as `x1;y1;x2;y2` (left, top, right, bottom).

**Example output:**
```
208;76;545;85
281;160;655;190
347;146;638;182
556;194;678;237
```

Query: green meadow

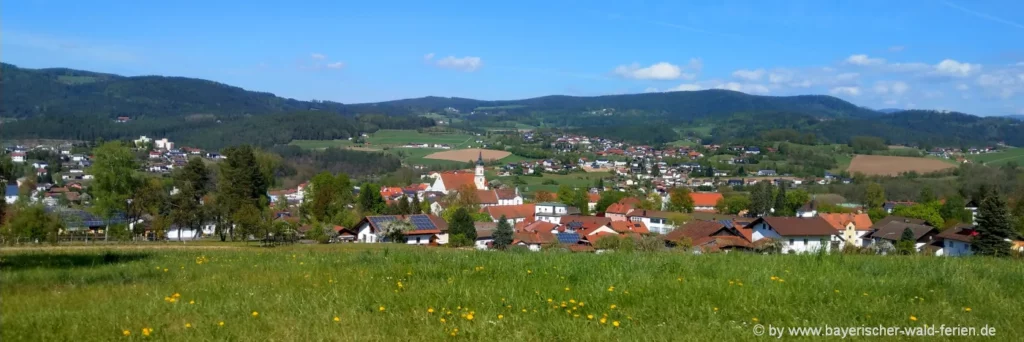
497;172;607;194
3;245;1022;341
968;148;1024;166
2;245;1022;341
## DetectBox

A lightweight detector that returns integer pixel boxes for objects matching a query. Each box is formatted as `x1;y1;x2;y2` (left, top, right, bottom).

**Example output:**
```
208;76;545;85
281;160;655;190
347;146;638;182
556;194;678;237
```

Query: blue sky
3;0;1023;115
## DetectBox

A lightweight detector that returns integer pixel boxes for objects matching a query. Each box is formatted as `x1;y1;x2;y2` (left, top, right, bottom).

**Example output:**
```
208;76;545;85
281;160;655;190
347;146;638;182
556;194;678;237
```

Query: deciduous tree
667;187;694;213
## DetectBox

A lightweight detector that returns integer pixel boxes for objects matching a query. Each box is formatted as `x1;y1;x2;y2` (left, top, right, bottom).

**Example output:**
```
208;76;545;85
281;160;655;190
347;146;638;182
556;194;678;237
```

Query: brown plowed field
846;155;955;176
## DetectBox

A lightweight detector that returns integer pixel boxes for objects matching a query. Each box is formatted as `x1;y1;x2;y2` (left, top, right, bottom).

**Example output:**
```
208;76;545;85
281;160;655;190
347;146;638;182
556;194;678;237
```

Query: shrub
636;235;663;252
448;234;472;248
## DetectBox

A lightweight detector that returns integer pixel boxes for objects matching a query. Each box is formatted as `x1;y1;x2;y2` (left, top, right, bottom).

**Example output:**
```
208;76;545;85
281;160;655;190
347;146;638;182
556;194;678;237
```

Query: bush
448;234;473;248
636;235;663;252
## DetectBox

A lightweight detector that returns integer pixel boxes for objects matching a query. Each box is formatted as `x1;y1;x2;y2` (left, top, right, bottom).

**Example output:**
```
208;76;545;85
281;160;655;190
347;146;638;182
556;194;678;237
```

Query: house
690;192;724;212
865;217;939;253
474;222;497;250
625;209;676;234
481;204;536;224
818;213;873;248
11;152;26;163
334;226;357;242
428;154;488;194
166;224;217;241
745;216;837;254
5;184;18;204
796;201;817;218
664;220;753;252
964;200;979;223
587;193;600;212
936;224;976;257
474;188;523;207
512;230;555;251
534;202;570;223
608;220;650;235
757;170;777;176
353;214;449;245
605;202;634;221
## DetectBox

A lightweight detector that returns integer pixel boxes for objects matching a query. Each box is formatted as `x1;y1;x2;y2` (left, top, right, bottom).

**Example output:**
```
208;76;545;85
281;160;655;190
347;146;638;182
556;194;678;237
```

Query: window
803;239;808;245
789;239;794;245
416;237;421;244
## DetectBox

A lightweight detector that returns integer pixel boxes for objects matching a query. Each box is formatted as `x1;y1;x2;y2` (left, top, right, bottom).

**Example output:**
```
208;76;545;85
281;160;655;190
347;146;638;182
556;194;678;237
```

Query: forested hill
366;90;882;119
0;63;354;119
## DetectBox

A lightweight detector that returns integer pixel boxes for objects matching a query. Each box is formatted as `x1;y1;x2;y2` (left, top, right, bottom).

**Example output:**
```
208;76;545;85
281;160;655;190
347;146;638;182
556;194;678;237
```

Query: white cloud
934;59;980;77
613;62;688;80
829;86;861;96
713;82;770;94
732;69;765;81
836;72;860;82
423;53;435;61
644;87;659;93
325;62;345;69
311;53;326;60
768;72;792;84
667;83;704;92
874;81;909;95
889;46;905;52
846;54;885;66
688;58;704;72
435;56;483;72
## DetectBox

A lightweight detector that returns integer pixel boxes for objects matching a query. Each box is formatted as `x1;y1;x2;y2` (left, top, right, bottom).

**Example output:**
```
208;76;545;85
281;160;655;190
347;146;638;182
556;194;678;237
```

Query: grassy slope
497;172;605;194
2;245;1022;341
967;148;1024;166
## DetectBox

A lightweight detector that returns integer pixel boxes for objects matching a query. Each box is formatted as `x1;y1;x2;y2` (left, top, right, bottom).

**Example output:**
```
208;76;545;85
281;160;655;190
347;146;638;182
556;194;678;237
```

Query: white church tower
474;151;487;190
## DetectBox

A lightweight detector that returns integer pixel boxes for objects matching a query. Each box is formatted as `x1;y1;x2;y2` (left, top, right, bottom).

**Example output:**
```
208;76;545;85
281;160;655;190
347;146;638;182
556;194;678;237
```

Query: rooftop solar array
409;215;437;230
556;232;581;244
369;216;396;228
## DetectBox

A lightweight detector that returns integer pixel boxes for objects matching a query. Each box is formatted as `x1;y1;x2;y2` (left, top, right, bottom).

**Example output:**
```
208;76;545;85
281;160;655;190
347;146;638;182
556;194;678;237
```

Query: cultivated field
968;148;1024;166
847;155;955;176
2;245;1021;341
425;148;511;162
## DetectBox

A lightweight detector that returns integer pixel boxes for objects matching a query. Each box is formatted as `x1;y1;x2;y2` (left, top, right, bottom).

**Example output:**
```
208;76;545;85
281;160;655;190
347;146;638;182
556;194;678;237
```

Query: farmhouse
746;216;836;254
664;220;753;252
354;214;448;245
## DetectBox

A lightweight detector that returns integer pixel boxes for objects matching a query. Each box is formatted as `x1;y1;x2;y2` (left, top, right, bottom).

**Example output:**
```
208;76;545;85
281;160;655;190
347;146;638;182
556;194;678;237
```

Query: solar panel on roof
409;215;436;230
369;216;396;227
556;232;581;244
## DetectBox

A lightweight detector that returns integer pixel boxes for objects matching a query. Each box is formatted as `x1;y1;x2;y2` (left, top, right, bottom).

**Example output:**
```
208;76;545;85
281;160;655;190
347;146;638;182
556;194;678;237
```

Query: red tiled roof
818;213;873;231
609;220;650;234
664;220;727;242
588;193;601;203
605;203;633;215
484;204;536;220
517;220;557;233
690;192;724;207
439;172;477;191
618;197;642;207
513;230;555;245
935;224;976;243
380;187;404;198
626;209;675;219
495;188;518;200
475;190;499;204
559;215;611;226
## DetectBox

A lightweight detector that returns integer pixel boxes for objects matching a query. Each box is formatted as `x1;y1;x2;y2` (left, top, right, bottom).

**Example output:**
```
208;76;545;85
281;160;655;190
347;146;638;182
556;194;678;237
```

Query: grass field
498;172;606;194
288;139;356;149
968;148;1024;166
368;130;475;147
3;244;1022;341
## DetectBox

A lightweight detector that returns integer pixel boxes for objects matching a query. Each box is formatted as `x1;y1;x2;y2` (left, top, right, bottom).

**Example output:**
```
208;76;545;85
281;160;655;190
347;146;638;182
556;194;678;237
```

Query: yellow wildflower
752;317;759;322
613;321;620;327
910;316;917;321
569;299;576;304
440;318;446;323
163;268;168;272
122;330;131;337
521;309;527;313
713;307;719;312
564;287;570;291
189;300;195;305
600;317;607;324
428;308;435;313
379;306;386;312
964;307;972;312
610;304;617;309
142;328;152;336
578;302;585;307
498;314;504;320
173;293;181;298
333;316;340;322
587;314;594;320
466;314;474;321
218;321;224;327
252;311;259;317
185;323;192;328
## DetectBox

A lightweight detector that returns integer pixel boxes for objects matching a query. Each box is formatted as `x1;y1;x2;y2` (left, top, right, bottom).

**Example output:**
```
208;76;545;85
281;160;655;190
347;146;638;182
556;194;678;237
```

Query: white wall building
747;217;836;254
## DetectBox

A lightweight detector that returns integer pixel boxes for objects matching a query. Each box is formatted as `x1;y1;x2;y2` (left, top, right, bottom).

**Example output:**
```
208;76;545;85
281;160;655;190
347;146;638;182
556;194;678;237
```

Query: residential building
745;216;836;254
11;152;26;163
481;204;536;224
866;217;939;253
353;214;449;245
936;224;975;257
819;213;873;248
664;220;753;252
535;202;570;223
690;192;724;212
626;209;675;234
5;184;18;204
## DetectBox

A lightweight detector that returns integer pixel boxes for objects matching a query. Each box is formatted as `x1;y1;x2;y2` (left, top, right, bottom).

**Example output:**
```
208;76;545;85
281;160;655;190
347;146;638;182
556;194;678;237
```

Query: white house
937;225;975;257
626;209;676;234
428;154;488;194
353;214;448;245
818;213;873;248
746;216;836;254
166;224;216;241
5;184;18;204
534;202;569;224
481;204;535;224
155;138;174;150
11;152;26;163
865;218;939;253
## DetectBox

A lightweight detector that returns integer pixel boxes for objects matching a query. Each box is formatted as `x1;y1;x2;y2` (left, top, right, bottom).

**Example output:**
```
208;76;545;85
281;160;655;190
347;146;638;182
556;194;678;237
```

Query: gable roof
690;192;724;208
609;220;650;234
439;172;477;191
935;224;977;244
868;221;938;242
516;220;557;233
559;215;611;226
664;220;727;242
626;209;674;219
483;204;536;220
747;216;836;236
588;193;601;203
495;188;519;200
818;213;873;231
869;216;927;230
513;230;555;245
605;202;633;215
359;214;449;235
474;190;499;204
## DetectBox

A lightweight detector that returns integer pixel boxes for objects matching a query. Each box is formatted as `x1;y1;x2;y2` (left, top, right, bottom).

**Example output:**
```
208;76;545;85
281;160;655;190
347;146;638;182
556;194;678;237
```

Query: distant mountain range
4;63;1024;148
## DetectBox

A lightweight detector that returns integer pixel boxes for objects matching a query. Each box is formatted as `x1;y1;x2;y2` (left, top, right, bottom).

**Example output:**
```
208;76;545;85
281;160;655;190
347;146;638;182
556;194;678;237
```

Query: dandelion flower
440;318;446;323
610;304;617;309
564;287;570;291
910;316;917;321
964;307;972;312
142;328;152;336
218;321;224;327
466;314;474;321
613;321;620;327
600;317;607;324
527;270;532;274
521;309;527;313
163;269;168;272
569;299;576;304
834;289;840;294
333;316;340;322
252;311;259;317
450;332;457;337
428;308;435;313
173;293;181;298
122;330;131;337
498;314;504;320
578;302;585;307
587;314;594;320
713;307;719;311
379;306;386;312
547;298;553;303
189;300;195;305
752;317;759;322
185;323;192;328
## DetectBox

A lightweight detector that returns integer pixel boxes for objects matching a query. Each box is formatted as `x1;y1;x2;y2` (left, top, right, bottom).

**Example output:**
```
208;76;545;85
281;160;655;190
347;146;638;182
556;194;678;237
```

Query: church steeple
474;150;487;190
476;150;484;165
